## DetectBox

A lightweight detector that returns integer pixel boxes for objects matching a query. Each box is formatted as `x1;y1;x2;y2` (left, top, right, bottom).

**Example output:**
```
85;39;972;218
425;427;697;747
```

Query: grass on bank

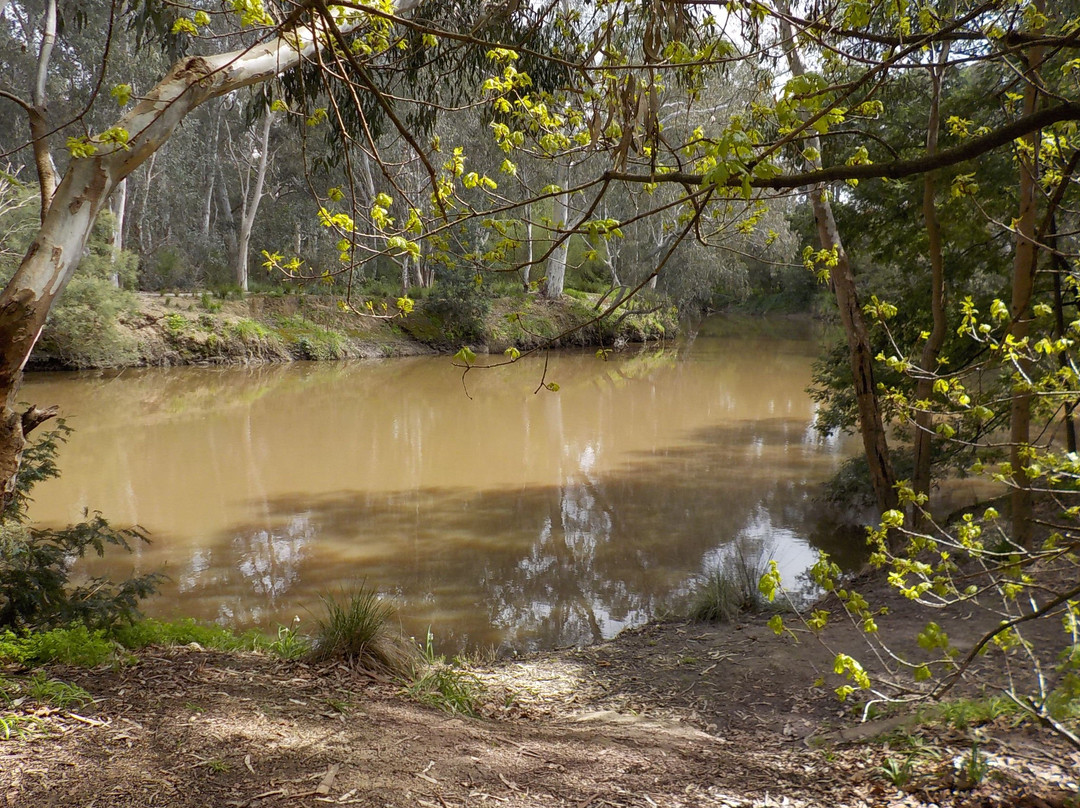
688;541;777;623
306;584;412;674
0;585;498;732
407;629;486;717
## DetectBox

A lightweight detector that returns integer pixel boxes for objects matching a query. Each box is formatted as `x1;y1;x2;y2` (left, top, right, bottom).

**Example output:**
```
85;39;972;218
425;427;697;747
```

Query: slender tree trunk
780;12;897;515
1009;11;1045;547
216;163;237;260
523;211;533;291
136;152;157;254
235;112;272;293
911;45;950;518
108;177;127;287
28;0;58;221
201;107;221;238
544;165;571;299
1051;244;1077;453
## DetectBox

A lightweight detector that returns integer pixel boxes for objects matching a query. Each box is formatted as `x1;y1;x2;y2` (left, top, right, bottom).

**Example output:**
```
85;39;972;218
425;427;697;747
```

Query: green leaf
110;84;132;107
453;346;477;365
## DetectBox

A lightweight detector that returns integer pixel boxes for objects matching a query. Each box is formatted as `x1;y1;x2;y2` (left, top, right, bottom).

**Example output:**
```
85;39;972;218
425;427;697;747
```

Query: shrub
0;626;115;667
0;422;163;633
307;584;411;674
423;267;490;346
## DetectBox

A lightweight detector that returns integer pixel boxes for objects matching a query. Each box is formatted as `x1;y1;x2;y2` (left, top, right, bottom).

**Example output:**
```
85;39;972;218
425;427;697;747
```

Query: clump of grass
0;712;42;739
915;695;1020;731
25;673;91;709
307;585;410;674
689;541;773;623
956;741;990;788
231;318;272;343
408;629;485;716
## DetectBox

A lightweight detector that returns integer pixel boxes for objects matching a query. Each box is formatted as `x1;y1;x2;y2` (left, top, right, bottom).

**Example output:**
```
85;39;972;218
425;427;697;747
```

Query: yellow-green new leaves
802;246;838;282
171;17;199;35
833;653;871;700
386;236;420;259
66;137;97;158
318;207;356;233
758;559;782;602
232;0;273;27
110;84;133;106
66;128;130;158
453;346;477;365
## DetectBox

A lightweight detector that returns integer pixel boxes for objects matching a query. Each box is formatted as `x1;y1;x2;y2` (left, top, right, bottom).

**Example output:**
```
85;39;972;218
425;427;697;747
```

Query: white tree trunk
235;112;273;292
544;167;570;299
523;210;533;290
109;177;127;287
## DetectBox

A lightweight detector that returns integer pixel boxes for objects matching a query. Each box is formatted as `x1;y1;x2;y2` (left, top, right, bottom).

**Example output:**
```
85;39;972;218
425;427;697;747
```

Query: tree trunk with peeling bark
779;11;898;516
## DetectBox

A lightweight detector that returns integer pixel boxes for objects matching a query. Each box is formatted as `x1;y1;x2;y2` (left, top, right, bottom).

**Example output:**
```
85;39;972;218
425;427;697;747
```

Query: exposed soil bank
26;292;676;371
1;573;1076;808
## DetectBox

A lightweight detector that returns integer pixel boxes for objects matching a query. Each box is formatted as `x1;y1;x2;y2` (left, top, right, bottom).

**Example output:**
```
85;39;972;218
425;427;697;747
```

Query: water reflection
24;317;860;653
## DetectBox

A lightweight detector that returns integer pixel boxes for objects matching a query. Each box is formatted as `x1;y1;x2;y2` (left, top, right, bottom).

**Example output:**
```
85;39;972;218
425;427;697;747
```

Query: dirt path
2;586;1077;808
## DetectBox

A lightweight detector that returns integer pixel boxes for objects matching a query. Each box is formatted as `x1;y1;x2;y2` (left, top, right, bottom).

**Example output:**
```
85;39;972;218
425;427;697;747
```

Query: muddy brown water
23;316;861;654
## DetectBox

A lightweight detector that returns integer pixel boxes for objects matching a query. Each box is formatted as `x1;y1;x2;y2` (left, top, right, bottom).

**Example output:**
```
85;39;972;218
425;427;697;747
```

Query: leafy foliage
421;267;491;346
0;422;163;633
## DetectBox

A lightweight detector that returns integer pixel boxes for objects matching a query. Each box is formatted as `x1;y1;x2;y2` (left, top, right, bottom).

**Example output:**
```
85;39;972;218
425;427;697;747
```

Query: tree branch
933;580;1080;700
603;101;1080;191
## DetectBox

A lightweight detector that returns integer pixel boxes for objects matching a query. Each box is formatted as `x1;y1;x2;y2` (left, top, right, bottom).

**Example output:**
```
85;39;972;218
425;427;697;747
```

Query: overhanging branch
604;102;1080;191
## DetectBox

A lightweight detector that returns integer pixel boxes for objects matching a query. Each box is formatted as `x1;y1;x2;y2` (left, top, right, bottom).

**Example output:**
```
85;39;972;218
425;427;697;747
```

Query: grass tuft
268;623;309;660
689;540;773;623
25;673;92;709
407;629;485;716
307;584;411;674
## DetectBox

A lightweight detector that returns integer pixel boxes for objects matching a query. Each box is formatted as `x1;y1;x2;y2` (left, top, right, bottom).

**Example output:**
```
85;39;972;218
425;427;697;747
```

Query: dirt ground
1;577;1078;808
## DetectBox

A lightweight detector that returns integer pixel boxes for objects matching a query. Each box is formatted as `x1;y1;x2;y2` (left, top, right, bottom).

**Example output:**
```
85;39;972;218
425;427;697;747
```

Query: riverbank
1;573;1075;808
26;291;677;371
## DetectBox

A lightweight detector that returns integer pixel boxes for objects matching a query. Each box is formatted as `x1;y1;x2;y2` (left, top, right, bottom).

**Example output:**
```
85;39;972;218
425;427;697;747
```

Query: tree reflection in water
29;319;863;653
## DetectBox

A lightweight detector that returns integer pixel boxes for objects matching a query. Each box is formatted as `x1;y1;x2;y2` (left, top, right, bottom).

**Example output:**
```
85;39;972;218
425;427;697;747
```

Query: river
22;315;859;654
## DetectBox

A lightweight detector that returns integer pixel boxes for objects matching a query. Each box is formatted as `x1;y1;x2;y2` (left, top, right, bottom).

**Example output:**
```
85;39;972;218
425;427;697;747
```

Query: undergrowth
307;584;411;674
0;421;163;632
407;629;485;716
